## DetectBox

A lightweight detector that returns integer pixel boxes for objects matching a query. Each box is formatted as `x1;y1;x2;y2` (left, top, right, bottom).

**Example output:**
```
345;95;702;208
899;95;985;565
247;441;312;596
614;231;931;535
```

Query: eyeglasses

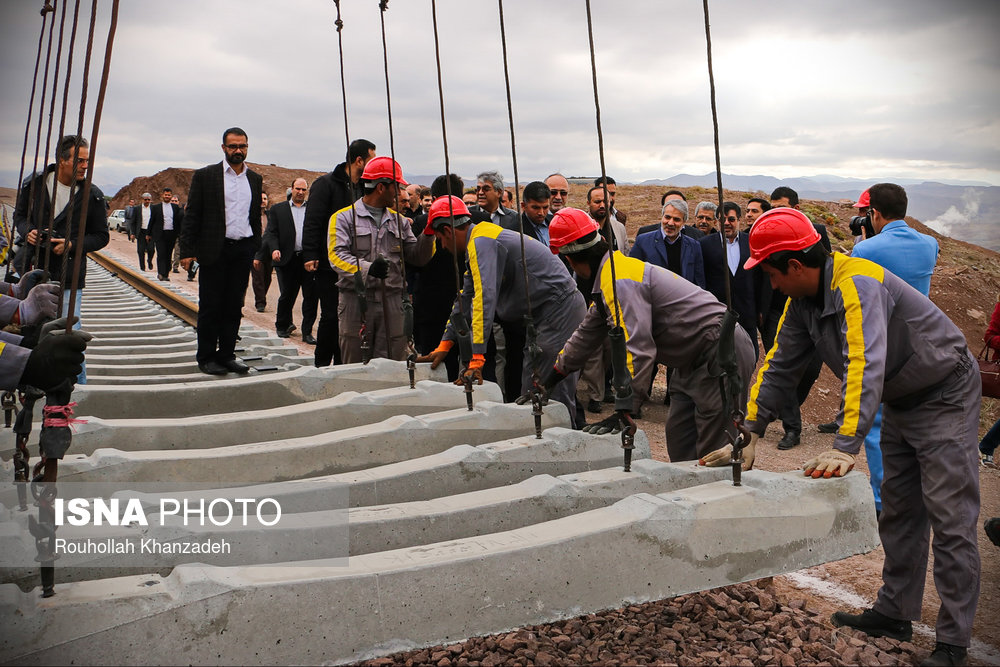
475;185;493;192
725;216;738;222
549;189;568;197
224;143;248;150
696;215;715;221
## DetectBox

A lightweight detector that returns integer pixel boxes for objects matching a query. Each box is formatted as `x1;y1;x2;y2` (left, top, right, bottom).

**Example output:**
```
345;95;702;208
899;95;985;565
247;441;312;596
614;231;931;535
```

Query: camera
850;214;874;238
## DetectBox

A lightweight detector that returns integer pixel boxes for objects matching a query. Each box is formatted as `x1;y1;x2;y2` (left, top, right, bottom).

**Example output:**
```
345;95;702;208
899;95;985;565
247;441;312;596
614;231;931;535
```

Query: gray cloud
0;0;997;191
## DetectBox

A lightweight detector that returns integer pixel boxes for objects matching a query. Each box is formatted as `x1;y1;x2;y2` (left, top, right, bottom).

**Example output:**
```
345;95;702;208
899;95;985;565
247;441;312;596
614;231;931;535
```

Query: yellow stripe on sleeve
745;299;790;422
838;276;868;436
599;252;645;376
328;205;359;274
467;223;504;345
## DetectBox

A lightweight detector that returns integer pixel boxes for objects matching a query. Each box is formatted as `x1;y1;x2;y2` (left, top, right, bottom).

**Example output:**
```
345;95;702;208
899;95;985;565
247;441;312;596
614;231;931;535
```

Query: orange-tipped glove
415;339;453;369
803;449;855;478
458;353;485;386
699;433;757;471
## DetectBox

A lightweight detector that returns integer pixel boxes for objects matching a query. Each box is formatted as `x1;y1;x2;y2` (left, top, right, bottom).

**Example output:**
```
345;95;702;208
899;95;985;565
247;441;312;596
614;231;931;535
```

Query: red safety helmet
361;156;408;187
744;208;822;270
548;207;601;255
424;196;471;235
853;189;870;208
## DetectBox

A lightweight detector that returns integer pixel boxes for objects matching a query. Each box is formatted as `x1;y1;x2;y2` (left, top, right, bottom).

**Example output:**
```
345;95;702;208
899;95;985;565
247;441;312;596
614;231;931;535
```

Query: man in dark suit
469;170;516;227
754;186;832;448
302;138;377;367
636;191;706;241
700;202;758;359
630;198;706;288
256;177;316;341
179;127;263;376
502;181;552;244
149;187;184;281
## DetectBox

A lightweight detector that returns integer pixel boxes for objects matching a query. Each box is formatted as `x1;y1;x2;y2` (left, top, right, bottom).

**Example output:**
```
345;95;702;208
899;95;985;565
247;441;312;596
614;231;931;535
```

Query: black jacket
179;161;263;266
260;200;307;267
302;162;357;273
148;202;184;239
700;232;759;356
13;165;109;288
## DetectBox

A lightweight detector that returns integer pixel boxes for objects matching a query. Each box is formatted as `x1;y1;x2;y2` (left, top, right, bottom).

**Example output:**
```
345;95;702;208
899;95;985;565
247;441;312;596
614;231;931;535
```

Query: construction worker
703;207;979;667
417;196;585;428
545;208;755;456
328;156;433;363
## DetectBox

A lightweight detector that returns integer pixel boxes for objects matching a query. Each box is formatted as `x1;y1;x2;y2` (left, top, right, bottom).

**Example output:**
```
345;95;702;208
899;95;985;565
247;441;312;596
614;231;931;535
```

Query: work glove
456;353;485;386
11;269;47;299
803;449;855;478
18;316;78;349
17;282;60;326
416;340;452;369
582;413;623;435
368;255;389;280
514;366;566;405
20;328;92;391
699;432;757;470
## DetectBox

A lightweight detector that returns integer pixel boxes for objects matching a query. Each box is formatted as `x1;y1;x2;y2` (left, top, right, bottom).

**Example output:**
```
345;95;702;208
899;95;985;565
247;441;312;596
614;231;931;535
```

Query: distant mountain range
639;173;1000;252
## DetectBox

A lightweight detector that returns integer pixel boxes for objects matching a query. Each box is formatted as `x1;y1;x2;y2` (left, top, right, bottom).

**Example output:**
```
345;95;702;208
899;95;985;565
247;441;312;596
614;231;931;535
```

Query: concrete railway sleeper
0;258;879;665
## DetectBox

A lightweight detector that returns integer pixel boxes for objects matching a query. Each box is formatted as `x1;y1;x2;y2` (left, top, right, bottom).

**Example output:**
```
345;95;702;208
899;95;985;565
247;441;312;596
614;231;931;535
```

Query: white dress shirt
223;162;253;240
726;232;741;275
140;204;151;230
290;201;306;252
162;201;174;231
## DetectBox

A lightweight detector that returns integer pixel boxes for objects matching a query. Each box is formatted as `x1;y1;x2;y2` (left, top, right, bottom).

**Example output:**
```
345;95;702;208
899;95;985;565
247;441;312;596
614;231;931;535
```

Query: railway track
0;257;877;665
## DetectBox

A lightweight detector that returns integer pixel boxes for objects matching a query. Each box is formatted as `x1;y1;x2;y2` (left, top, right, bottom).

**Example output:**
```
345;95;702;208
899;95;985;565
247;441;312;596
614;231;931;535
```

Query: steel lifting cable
701;0;750;485
584;0;637;471
8;1;54;279
377;0;418;385
51;0;86;307
497;0;544;437
332;0;371;364
429;0;475;410
28;0;63;271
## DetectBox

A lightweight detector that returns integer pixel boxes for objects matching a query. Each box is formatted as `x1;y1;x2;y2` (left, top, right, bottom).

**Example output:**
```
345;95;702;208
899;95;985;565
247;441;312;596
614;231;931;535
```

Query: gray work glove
18;282;60;326
11;269;47;299
582;413;623;435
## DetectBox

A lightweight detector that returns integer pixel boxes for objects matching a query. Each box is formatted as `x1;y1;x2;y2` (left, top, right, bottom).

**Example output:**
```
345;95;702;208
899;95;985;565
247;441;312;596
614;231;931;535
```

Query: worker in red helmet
416;196;586;428
327;156;433;362
547;207;756;448
702;207;980;665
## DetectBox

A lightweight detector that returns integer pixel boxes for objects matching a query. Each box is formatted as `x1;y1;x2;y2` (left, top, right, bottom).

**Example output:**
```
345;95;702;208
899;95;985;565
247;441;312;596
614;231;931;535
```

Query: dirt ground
98;202;1000;662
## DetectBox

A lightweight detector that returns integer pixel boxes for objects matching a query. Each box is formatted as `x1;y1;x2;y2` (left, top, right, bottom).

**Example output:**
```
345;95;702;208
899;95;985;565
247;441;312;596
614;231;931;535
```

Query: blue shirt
851;219;938;296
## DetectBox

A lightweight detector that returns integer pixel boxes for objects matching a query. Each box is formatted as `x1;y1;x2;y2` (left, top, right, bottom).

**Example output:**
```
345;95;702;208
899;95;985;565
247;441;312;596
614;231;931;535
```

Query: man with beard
179;127;263;375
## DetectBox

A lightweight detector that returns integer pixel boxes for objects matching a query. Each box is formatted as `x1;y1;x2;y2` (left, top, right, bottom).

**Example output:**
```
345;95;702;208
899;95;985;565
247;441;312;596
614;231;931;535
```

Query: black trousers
154;230;177;278
313;270;342;366
275;254;317;333
136;232;155;270
251;256;272;309
196;238;254;364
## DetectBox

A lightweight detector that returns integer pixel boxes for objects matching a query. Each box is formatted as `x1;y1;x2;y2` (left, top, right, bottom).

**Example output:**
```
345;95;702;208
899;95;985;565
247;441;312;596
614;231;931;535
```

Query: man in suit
587;186;629;254
636;190;706;241
694;201;719;235
303;138;376;367
256;177;316;341
123;198;136;241
594;176;627;224
149;187;184;281
135;192;155;270
179;127;263;376
754;186;831;449
630;198;705;288
469;170;517;227
503;181;552;244
700;202;759;359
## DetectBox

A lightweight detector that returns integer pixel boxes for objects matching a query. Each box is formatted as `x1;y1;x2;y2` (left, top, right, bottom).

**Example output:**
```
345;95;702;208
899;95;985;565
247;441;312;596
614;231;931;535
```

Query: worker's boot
920;642;968;667
830;608;912;641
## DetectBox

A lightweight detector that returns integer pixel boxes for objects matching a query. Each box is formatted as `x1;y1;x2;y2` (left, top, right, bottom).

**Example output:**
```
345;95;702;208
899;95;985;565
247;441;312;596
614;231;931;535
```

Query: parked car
108;209;127;232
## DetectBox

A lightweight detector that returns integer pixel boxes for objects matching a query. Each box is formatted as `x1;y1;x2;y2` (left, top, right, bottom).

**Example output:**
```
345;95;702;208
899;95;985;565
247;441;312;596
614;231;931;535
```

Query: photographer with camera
849;189;876;243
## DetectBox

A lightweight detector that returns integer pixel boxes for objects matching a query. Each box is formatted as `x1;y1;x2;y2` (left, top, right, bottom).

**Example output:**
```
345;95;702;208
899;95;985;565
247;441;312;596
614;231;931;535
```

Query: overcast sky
1;0;998;193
